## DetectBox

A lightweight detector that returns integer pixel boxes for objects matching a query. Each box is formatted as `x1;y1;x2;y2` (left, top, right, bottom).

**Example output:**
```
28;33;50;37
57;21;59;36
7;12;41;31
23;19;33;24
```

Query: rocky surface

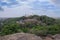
0;33;42;40
53;34;60;40
43;34;60;40
0;33;60;40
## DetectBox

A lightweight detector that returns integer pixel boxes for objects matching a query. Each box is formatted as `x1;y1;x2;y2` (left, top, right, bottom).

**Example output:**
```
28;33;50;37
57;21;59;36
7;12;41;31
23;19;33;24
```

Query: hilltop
0;15;60;36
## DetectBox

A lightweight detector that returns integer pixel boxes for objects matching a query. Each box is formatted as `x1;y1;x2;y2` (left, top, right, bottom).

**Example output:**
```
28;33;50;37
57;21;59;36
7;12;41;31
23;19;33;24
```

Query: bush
0;23;22;36
47;25;60;35
29;26;48;36
29;25;60;36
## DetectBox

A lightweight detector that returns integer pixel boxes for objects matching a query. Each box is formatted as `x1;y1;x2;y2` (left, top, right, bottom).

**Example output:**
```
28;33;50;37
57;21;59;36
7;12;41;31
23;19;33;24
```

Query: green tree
40;15;56;25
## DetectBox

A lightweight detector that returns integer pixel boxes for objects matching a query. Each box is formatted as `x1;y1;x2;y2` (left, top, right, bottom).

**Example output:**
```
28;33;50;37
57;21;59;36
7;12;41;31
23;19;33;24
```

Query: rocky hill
0;15;60;40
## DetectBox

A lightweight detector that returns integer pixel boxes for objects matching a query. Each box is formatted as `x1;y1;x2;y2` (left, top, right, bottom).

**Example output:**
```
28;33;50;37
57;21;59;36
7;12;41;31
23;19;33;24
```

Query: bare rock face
0;33;42;40
53;34;60;40
44;36;53;40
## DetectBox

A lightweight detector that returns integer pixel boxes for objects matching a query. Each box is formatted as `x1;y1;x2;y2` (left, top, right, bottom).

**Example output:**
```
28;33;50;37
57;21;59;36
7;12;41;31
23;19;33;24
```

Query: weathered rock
53;34;60;40
44;36;53;40
0;33;42;40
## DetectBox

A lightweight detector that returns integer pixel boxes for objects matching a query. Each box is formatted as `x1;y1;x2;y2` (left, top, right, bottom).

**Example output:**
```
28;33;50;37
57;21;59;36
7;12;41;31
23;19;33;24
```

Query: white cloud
50;0;60;7
0;0;60;17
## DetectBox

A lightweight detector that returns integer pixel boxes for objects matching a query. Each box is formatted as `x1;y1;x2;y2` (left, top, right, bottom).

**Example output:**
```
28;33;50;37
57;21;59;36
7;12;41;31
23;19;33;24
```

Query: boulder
44;36;53;40
0;33;42;40
53;34;60;40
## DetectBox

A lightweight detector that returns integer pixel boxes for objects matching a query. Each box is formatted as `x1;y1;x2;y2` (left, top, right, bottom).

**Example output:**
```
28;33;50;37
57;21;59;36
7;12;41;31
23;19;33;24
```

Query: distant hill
2;15;57;26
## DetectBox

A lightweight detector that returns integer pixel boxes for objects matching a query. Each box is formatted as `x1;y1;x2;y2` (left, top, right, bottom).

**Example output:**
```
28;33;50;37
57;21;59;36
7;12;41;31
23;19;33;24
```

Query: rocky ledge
0;33;60;40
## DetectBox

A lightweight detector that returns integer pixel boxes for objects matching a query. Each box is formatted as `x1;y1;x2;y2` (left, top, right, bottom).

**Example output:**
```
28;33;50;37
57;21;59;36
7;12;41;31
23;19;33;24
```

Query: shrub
0;23;22;36
47;25;60;35
29;26;48;36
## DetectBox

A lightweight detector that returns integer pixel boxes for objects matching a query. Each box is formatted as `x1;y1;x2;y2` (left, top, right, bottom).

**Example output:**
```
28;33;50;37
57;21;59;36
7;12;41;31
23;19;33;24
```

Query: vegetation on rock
0;15;60;36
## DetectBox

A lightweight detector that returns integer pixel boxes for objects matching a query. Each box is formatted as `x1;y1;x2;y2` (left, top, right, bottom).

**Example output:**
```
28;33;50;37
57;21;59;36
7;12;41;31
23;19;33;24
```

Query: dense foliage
0;15;60;36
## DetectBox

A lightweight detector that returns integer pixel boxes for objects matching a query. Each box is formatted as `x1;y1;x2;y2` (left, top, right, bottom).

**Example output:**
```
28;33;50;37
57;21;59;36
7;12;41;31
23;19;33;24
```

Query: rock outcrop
44;34;60;40
53;34;60;40
0;33;42;40
0;33;60;40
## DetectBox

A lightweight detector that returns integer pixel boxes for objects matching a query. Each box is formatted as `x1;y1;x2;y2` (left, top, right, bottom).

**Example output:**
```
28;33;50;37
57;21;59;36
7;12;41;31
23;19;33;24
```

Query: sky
0;0;60;18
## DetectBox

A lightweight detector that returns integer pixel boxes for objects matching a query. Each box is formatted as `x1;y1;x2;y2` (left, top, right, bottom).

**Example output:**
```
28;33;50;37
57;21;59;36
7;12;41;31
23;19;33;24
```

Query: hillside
0;15;60;36
3;15;57;26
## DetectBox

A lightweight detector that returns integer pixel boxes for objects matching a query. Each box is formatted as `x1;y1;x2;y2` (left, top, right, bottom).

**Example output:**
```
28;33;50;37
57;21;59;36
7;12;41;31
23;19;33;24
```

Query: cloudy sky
0;0;60;18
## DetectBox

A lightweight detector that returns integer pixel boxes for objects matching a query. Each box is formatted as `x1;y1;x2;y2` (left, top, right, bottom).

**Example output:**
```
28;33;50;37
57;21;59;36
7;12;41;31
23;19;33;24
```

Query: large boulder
0;33;42;40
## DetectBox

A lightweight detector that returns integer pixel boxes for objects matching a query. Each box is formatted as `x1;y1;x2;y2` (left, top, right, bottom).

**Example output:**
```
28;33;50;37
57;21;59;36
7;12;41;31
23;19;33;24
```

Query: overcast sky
0;0;60;18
